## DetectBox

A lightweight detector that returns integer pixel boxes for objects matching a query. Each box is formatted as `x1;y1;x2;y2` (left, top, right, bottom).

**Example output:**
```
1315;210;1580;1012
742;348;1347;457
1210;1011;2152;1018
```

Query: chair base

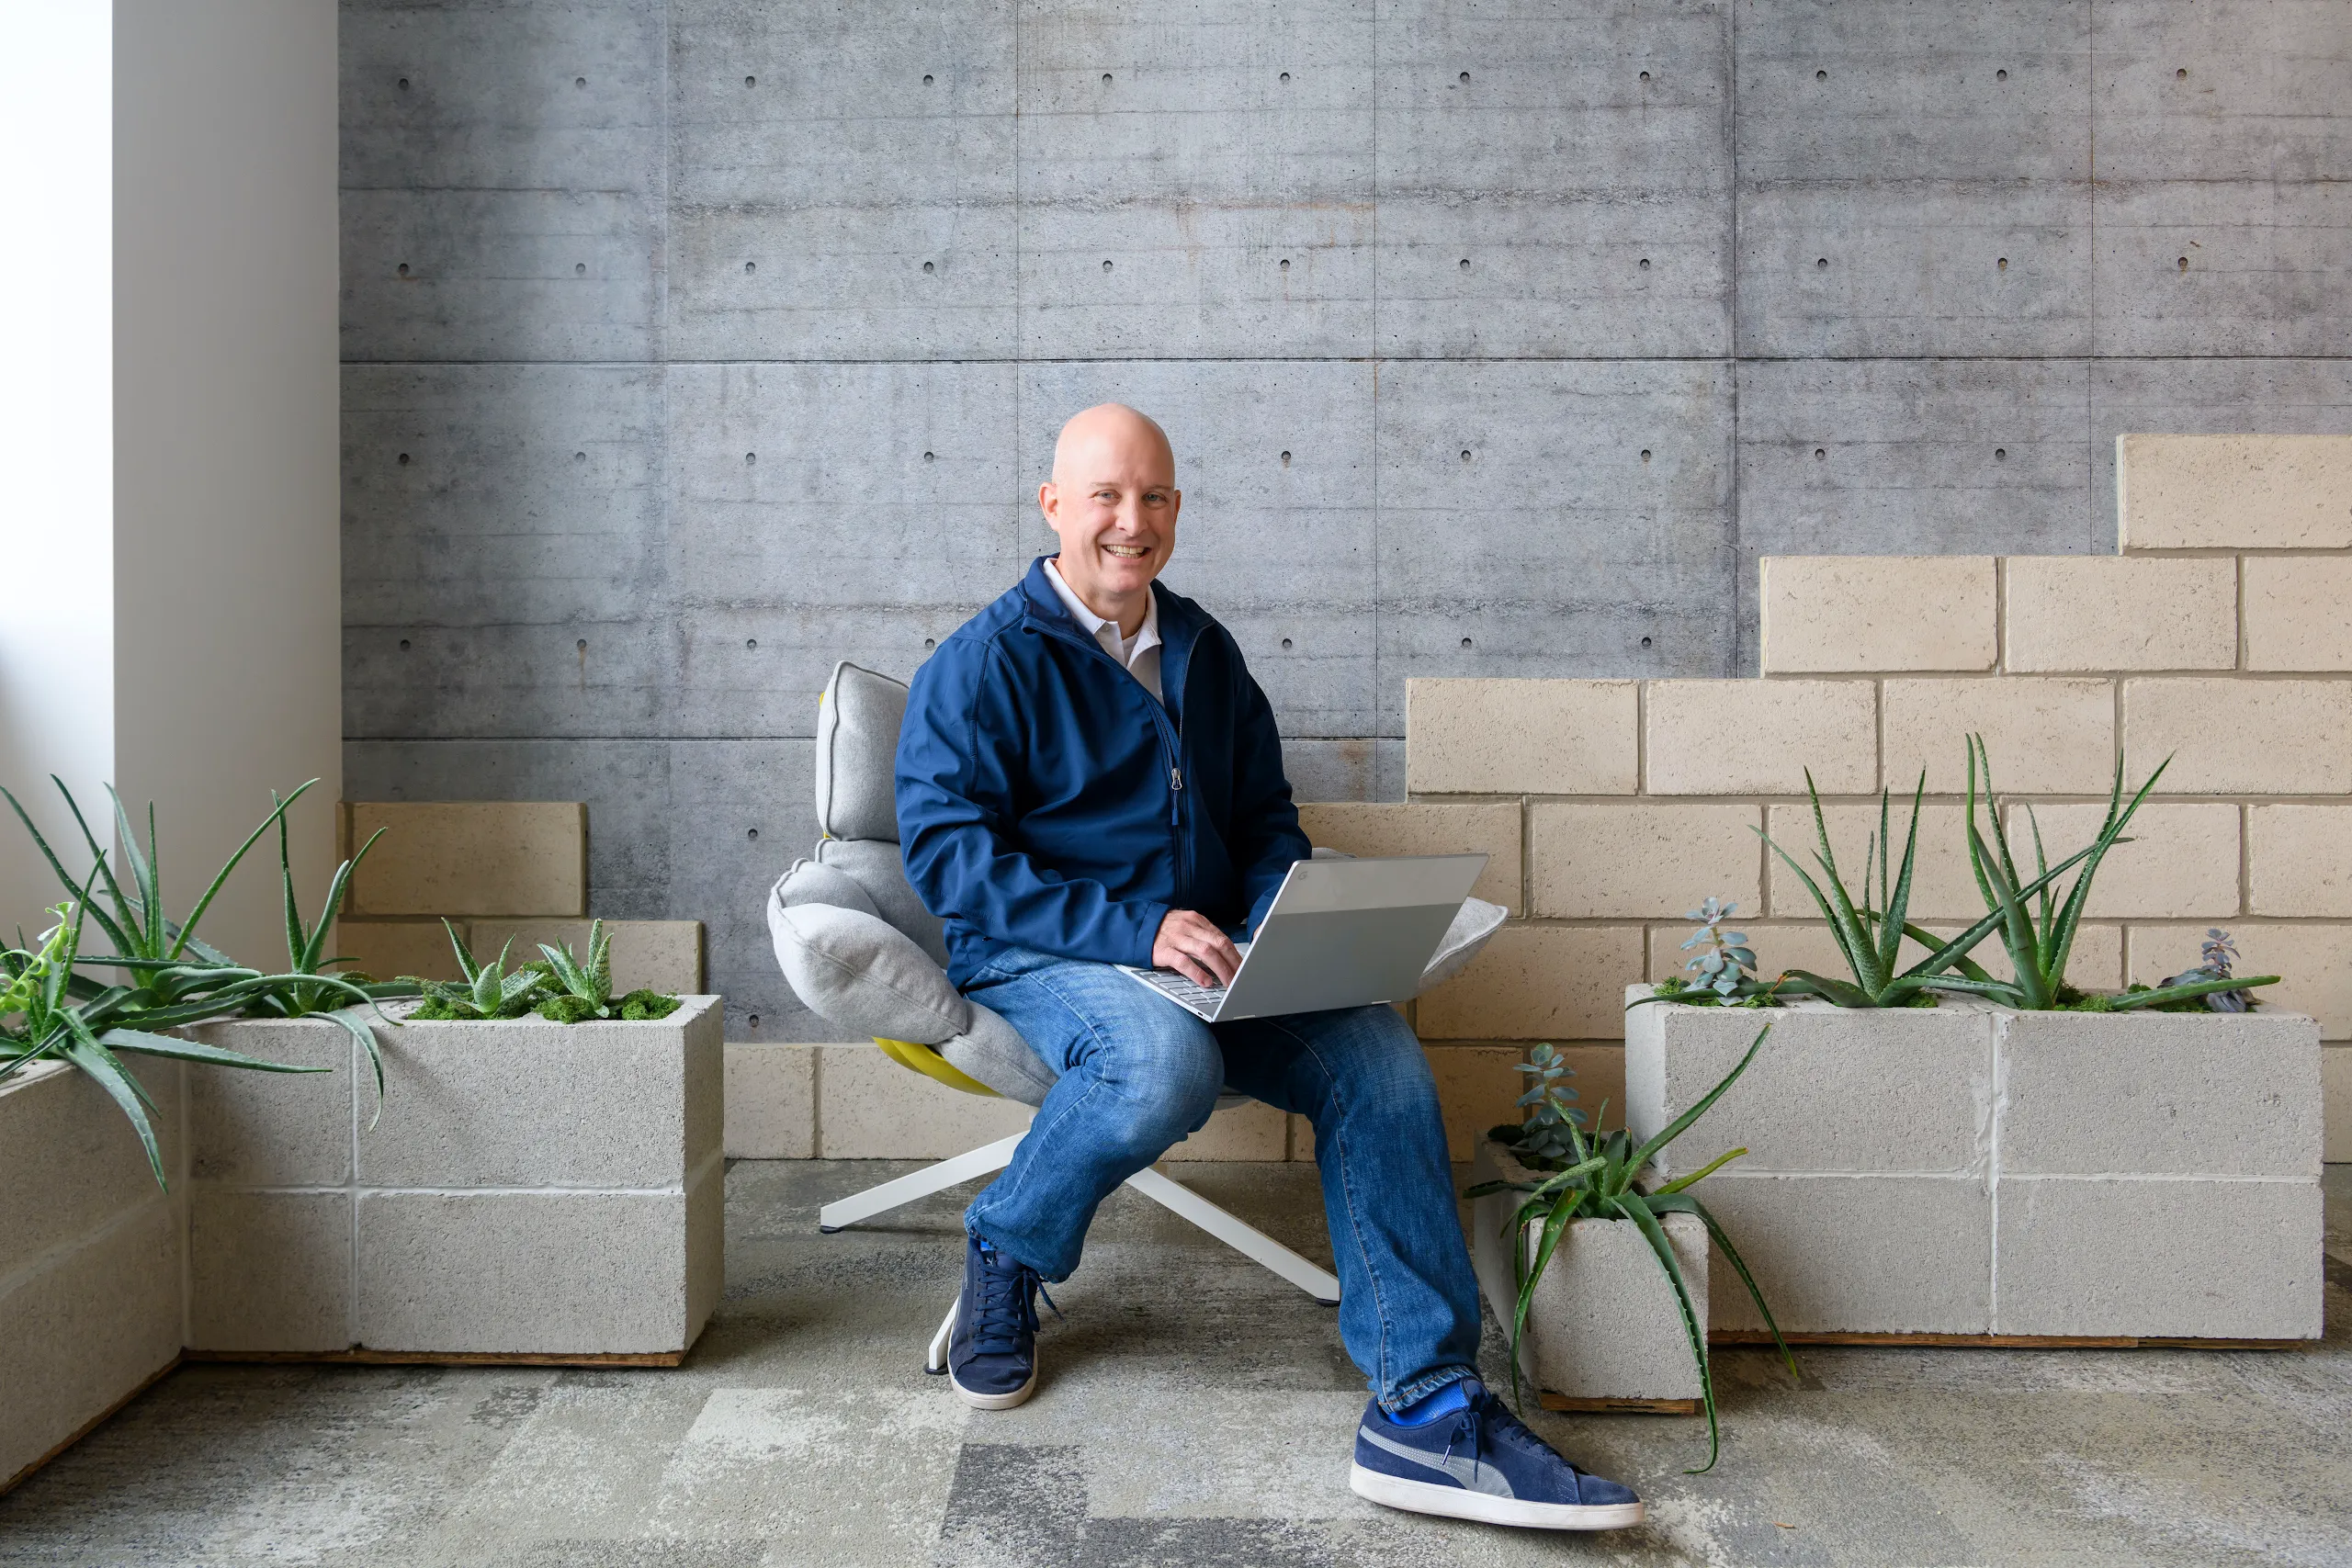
819;1133;1345;1322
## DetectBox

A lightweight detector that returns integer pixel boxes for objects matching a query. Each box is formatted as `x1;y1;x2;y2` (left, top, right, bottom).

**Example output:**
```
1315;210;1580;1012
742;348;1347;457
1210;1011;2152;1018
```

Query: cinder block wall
340;3;2352;1045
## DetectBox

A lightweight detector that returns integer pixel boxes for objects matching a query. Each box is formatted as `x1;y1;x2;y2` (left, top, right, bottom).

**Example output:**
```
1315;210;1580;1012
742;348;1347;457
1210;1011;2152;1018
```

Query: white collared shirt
1044;557;1163;702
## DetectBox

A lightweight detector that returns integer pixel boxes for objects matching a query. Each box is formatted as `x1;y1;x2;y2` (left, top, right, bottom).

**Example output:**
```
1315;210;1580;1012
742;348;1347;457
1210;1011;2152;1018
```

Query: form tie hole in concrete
1280;637;1293;649
1641;449;1652;462
1280;450;1291;467
923;74;934;85
1280;258;1290;271
748;1015;759;1029
1816;69;1827;82
1459;257;1471;270
1459;71;1471;85
575;77;586;88
746;638;757;649
1641;636;1653;648
397;77;410;90
924;637;936;649
745;261;757;274
1997;69;2008;81
2178;255;2190;272
577;638;588;653
574;262;586;275
398;452;411;465
1815;447;1826;460
745;75;756;87
747;828;759;840
1460;637;1473;649
745;452;757;464
574;451;586;462
924;450;935;462
399;638;412;651
397;262;411;276
1640;257;1651;270
1816;256;1829;269
1640;71;1651;83
1997;256;2008;271
1996;447;2007;460
1102;259;1114;272
2177;67;2188;80
1460;448;1473;462
1102;73;1113;85
922;260;935;273
1281;72;1291;84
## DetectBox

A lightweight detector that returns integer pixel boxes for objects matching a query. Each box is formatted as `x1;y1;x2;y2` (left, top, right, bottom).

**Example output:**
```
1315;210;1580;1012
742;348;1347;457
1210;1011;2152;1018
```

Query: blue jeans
960;946;1483;1413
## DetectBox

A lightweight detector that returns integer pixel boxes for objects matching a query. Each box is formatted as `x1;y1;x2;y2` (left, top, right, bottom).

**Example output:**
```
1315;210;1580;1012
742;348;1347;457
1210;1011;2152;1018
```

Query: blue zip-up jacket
896;556;1311;988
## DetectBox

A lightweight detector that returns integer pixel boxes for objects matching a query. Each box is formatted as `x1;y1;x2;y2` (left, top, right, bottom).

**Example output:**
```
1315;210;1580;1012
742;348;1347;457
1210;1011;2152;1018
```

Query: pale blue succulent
1680;897;1758;1002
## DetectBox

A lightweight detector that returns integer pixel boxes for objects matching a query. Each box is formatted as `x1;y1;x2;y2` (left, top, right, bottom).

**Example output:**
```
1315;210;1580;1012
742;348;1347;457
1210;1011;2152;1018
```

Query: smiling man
894;404;1644;1532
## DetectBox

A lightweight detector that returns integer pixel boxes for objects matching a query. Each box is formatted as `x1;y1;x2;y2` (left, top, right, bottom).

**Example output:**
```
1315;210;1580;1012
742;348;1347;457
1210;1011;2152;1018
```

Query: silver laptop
1117;853;1487;1022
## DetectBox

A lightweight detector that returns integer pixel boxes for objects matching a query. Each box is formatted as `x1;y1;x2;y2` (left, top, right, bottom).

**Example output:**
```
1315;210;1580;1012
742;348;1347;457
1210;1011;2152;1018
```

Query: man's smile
1102;544;1151;558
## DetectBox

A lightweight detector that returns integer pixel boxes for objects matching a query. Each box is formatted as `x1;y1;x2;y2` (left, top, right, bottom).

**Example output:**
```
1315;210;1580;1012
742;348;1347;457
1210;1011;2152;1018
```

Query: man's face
1038;409;1181;610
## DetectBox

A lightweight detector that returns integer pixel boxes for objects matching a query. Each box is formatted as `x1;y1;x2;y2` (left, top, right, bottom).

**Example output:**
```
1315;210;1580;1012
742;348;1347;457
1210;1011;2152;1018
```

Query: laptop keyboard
1130;967;1228;1013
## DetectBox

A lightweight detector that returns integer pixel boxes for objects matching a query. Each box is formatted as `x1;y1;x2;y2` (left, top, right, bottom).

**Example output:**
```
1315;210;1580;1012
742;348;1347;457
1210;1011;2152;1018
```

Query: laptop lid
1212;853;1487;1021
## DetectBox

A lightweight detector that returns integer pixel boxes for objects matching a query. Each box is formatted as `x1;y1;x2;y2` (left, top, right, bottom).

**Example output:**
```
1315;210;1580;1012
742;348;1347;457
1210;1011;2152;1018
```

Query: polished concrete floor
3;1162;2348;1567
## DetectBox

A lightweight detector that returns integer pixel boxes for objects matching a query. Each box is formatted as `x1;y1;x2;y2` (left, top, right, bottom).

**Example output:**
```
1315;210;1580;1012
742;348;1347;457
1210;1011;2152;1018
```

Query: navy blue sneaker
947;1233;1055;1411
1350;1380;1645;1530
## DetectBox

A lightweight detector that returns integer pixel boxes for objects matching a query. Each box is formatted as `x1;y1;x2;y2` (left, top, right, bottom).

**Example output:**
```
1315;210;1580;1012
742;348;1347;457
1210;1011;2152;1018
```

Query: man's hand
1153;909;1241;988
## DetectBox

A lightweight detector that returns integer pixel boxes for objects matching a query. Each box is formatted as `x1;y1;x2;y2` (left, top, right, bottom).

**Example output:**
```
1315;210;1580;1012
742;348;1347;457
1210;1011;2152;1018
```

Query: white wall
0;2;338;963
112;0;342;966
0;6;116;913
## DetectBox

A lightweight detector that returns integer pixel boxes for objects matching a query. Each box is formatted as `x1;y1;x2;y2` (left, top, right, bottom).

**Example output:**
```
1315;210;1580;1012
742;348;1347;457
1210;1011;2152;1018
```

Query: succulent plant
535;920;681;1023
2157;927;2258;1013
413;921;548;1021
1506;1042;1589;1165
1679;898;1758;1002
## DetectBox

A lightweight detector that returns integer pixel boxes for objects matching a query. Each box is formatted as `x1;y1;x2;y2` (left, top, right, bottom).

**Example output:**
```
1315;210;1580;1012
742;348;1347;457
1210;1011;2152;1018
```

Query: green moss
618;989;682;1021
536;995;598;1024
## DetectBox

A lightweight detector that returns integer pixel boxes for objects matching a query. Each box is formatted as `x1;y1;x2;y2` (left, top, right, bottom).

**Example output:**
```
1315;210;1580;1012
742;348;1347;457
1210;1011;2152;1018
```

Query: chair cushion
936;1001;1060;1108
1422;896;1508;989
764;888;969;1044
775;857;881;919
815;660;908;843
817;837;950;967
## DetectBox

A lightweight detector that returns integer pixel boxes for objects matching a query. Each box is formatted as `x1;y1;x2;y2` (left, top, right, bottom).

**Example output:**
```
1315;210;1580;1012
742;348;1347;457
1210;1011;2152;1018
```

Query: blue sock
1389;1379;1475;1427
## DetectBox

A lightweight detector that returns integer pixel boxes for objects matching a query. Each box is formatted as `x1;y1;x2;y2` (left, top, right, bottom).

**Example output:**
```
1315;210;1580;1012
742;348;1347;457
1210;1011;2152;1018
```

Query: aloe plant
1936;739;2278;1012
1;885;330;1187
535;919;681;1023
1469;1024;1798;1472
1747;771;2104;1009
413;921;550;1021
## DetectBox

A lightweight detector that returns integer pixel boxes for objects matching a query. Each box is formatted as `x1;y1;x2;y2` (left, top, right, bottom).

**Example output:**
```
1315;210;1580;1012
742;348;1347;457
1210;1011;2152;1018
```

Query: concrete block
180;1018;352;1188
2117;434;2352;551
1736;359;2093;561
187;1189;353;1354
469;919;706;995
2003;557;2238;672
1645;679;1876;795
1997;1010;2320;1181
1374;358;1737;728
1167;1100;1287;1164
0;1198;181;1493
1297;802;1522;914
1529;803;1760;920
1677;1172;1991;1335
1649;920;1851;990
1425;1045;1524;1164
0;1059;182;1270
2122;679;2352;795
2324;1044;2352;1162
1625;994;1995;1178
2128;924;2352;1042
1417;926;1645;1042
1759;556;1996;673
334;919;467;983
1881;678;2114;794
1995;1177;2322;1339
1404;679;1639;795
2088;361;2352;544
725;1043;817;1159
345;801;586;918
2245;556;2352;671
817;1043;1033;1159
1763;801;1980;922
356;998;722;1189
2004;802;2241;919
355;1187;706;1356
1469;1140;1707;1402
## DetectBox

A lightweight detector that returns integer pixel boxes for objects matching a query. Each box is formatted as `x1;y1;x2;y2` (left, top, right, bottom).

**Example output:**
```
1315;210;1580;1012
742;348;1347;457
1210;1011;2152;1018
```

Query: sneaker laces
968;1246;1061;1356
1440;1390;1571;1489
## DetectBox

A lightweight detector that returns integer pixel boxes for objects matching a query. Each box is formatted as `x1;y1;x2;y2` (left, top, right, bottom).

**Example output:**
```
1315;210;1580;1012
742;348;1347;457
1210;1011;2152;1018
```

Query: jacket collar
1018;555;1201;716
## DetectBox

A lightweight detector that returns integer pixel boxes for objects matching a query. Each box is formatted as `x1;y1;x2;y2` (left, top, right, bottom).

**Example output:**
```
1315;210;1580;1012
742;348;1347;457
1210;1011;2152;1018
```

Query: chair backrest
812;661;949;964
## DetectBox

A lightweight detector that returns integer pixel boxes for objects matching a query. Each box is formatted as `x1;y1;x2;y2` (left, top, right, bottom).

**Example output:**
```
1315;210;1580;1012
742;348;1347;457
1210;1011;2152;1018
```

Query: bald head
1038;404;1182;636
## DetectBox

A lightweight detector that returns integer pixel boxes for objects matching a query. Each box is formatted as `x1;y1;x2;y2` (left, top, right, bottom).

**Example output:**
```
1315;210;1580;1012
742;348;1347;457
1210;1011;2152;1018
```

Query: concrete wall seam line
214;1183;696;1200
0;1194;177;1303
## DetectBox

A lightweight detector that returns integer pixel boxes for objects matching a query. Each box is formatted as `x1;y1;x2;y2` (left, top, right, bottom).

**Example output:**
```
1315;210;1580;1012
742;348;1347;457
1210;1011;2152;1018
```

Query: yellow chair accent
874;1036;1000;1099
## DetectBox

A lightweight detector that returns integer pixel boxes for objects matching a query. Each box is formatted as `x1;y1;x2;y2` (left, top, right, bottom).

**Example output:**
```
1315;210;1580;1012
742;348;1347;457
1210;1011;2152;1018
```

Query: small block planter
181;995;724;1361
1468;1138;1708;1406
1625;987;2324;1342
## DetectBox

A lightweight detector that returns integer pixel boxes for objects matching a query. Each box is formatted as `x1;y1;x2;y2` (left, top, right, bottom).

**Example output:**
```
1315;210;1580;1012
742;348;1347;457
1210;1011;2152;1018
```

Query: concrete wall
339;2;2352;1042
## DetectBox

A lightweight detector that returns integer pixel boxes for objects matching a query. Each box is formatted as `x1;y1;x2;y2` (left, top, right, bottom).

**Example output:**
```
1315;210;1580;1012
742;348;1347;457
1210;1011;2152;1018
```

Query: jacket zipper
1029;614;1191;903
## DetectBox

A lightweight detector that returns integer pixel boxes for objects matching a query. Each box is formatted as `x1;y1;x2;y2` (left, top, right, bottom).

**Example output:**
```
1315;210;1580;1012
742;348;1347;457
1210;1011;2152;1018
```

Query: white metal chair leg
1124;1164;1342;1304
818;1131;1027;1232
924;1293;958;1373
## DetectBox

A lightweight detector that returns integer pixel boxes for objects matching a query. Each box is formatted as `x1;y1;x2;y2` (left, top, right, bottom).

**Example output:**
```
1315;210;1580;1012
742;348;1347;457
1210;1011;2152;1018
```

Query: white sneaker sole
948;1363;1037;1411
1349;1462;1645;1531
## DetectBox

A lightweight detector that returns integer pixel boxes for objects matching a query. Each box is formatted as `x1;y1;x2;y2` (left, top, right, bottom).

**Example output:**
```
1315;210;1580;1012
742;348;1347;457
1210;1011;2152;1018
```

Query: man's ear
1037;480;1059;529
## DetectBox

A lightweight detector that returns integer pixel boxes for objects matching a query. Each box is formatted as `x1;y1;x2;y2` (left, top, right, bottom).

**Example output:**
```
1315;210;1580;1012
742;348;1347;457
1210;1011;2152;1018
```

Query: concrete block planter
1625;989;2324;1342
180;996;724;1361
1;1059;185;1491
1467;1139;1708;1409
